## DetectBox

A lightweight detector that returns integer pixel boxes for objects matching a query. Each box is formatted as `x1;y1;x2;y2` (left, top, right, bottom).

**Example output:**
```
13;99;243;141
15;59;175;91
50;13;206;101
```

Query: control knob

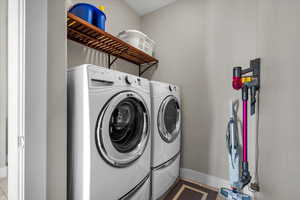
125;75;133;85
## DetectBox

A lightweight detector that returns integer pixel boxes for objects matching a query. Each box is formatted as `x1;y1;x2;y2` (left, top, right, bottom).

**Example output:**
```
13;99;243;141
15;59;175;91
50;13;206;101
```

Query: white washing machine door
158;95;181;143
96;91;150;167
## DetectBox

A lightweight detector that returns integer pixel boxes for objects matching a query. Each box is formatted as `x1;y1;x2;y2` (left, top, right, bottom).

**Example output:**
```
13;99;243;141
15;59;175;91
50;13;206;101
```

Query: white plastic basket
117;30;155;56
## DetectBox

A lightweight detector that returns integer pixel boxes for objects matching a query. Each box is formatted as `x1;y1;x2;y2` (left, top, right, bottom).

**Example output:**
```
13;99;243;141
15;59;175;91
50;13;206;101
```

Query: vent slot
90;79;114;87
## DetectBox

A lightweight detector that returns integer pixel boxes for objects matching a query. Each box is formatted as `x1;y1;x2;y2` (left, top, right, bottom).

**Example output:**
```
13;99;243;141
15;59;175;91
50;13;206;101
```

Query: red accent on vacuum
232;77;243;90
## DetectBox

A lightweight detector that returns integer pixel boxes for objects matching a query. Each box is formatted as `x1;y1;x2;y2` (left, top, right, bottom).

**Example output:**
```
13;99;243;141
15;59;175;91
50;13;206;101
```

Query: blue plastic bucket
69;3;94;24
94;8;106;31
69;3;106;31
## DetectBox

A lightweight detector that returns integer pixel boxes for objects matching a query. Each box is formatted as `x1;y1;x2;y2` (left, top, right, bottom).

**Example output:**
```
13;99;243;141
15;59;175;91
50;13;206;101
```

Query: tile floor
0;178;7;200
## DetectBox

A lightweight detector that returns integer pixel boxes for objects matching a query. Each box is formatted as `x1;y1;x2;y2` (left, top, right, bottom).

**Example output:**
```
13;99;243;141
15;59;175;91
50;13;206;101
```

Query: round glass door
96;92;150;167
158;96;181;143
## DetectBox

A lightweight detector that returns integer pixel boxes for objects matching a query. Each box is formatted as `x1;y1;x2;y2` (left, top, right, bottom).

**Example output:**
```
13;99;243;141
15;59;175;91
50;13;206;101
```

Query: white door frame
7;0;25;199
8;0;48;199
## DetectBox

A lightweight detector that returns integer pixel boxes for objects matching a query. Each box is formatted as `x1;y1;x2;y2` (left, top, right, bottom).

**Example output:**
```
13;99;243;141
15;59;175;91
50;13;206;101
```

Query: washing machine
67;64;151;200
150;81;182;200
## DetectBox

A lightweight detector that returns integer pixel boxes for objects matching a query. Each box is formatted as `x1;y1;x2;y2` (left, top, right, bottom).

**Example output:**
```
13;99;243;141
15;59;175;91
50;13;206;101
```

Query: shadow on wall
140;64;158;78
180;66;214;174
66;0;143;75
67;40;139;75
143;56;214;175
140;0;216;174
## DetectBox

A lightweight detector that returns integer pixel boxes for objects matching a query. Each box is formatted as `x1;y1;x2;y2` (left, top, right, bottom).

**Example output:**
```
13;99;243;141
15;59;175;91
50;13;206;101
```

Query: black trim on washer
90;78;114;85
119;173;150;200
152;152;181;171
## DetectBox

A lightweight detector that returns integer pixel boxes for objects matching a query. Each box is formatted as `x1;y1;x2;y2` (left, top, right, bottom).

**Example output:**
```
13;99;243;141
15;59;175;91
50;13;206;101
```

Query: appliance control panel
87;65;149;90
122;75;147;89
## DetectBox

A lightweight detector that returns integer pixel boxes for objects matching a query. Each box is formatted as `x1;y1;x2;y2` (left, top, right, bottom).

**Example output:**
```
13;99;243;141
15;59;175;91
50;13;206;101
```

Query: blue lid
70;3;106;19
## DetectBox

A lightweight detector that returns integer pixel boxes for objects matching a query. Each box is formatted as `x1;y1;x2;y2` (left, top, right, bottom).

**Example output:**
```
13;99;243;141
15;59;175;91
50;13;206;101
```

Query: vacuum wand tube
241;86;251;187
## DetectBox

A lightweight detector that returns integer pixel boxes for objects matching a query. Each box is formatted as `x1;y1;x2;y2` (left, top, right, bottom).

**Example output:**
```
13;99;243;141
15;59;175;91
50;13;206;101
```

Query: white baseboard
180;168;230;189
0;167;7;178
180;168;255;197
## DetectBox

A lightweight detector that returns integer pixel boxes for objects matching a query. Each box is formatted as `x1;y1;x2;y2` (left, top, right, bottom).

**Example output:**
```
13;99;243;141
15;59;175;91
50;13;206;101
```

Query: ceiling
124;0;177;16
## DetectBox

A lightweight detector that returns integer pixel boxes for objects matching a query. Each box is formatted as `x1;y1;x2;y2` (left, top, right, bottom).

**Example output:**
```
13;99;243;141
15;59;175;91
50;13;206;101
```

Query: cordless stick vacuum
219;58;260;200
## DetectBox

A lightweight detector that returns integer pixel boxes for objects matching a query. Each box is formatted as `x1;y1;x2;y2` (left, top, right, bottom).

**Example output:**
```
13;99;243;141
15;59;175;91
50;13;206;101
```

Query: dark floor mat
163;179;219;200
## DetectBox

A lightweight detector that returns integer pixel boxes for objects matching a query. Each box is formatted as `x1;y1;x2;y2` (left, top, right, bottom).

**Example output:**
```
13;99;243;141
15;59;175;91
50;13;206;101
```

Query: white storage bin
117;30;155;56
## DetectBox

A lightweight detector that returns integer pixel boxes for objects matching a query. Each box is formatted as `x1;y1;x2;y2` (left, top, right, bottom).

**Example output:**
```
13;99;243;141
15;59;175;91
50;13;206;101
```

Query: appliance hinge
18;136;25;149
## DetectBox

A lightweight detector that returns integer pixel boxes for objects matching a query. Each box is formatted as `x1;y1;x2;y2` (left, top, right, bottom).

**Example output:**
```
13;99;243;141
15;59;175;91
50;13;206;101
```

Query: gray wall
0;0;7;169
47;0;67;200
142;0;257;179
142;0;213;174
25;0;48;199
142;0;300;199
256;0;300;199
67;0;141;75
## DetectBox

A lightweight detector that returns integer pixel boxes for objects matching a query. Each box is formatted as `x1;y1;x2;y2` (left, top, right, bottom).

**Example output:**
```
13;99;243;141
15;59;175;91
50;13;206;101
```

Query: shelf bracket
108;54;118;69
139;62;158;77
108;48;129;69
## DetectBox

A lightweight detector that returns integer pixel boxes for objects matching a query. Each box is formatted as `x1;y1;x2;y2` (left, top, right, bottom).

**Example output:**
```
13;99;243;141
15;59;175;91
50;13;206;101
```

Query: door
157;96;181;143
0;0;8;199
7;0;47;199
96;91;150;167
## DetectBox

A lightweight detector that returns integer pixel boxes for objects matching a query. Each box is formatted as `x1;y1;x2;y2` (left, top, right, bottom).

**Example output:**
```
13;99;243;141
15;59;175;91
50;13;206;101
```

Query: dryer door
96;91;150;167
158;95;181;143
